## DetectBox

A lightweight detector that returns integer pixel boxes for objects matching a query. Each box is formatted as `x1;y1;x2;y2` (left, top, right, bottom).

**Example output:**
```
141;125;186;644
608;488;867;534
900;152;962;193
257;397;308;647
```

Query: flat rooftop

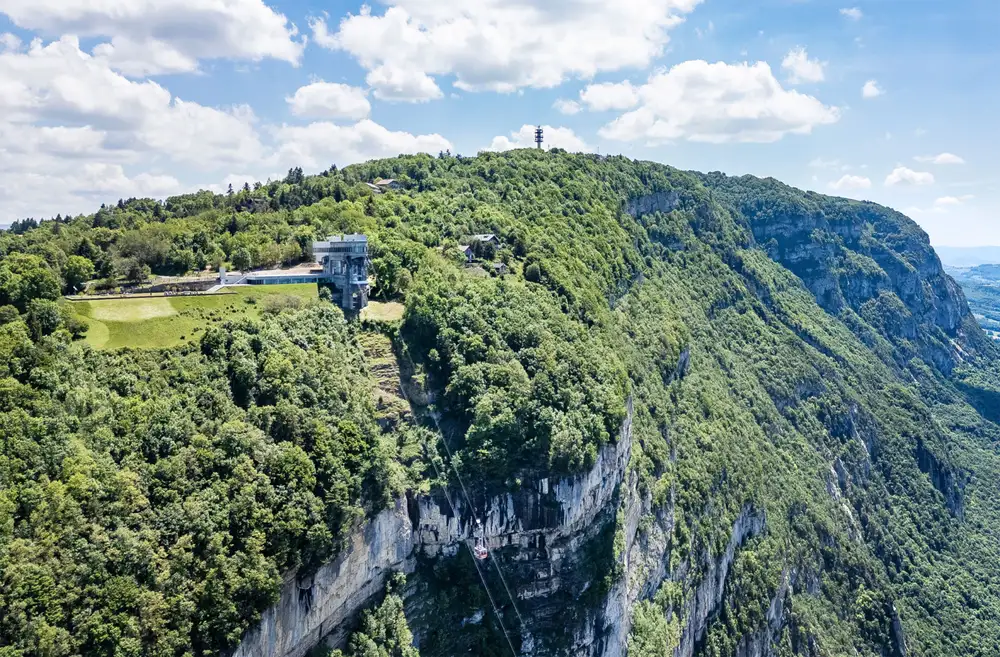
245;266;323;278
315;234;367;247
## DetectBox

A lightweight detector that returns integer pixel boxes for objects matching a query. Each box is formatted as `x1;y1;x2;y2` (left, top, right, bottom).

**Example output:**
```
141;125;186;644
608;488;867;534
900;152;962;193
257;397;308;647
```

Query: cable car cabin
474;543;489;561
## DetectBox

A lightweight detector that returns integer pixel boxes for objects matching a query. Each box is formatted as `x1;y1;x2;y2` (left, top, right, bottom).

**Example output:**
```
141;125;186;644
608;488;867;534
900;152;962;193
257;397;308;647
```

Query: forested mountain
1;150;999;657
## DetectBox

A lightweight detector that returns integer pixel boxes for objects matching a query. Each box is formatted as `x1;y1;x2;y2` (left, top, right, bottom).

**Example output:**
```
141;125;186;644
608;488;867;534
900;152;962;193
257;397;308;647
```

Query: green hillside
0;151;998;657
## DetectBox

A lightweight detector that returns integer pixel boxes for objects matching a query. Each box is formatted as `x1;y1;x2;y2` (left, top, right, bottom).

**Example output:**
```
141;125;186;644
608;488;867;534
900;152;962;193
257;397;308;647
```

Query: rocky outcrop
914;438;967;518
231;501;416;657
231;401;635;657
676;506;768;657
731;572;792;657
627;191;680;218
413;397;633;559
685;174;976;372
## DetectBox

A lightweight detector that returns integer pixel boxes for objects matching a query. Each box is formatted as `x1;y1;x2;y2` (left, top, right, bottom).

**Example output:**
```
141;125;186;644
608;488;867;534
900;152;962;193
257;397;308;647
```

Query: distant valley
945;262;1000;340
936;245;1000;268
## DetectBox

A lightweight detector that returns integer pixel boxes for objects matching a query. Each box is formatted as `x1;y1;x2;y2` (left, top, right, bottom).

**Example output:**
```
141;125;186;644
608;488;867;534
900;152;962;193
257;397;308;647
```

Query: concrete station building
219;234;370;311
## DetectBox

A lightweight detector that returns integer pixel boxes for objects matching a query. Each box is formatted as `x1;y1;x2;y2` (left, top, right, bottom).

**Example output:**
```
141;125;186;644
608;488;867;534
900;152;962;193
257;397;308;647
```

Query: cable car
473;520;488;560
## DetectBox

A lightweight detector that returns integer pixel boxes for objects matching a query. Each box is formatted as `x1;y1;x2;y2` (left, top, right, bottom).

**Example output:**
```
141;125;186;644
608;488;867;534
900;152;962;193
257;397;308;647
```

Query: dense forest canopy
0;150;998;657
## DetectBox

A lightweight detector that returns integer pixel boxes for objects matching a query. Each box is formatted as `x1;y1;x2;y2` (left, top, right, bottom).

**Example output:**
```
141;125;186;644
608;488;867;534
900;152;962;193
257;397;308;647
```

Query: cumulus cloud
781;47;825;84
312;0;702;98
885;166;935;187
554;98;582;115
840;7;863;20
597;60;840;145
915;152;965;165
365;65;443;102
269;119;452;171
287;82;371;120
0;35;449;223
485;125;590;152
0;36;263;167
829;174;871;191
0;121;184;221
0;32;20;52
934;195;973;208
0;0;306;75
580;81;640;111
904;195;974;216
862;80;884;98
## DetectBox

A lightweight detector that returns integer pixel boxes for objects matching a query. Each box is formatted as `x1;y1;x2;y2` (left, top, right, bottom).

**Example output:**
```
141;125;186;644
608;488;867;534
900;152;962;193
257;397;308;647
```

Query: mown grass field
71;285;319;349
361;301;405;323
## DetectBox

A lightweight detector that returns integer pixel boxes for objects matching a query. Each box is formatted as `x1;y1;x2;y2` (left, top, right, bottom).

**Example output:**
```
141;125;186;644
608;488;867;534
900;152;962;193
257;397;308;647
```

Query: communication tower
535;126;544;149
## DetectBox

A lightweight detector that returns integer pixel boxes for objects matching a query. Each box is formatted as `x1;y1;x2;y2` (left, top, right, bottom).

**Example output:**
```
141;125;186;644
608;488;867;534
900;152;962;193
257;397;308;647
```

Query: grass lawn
71;285;319;350
361;301;405;323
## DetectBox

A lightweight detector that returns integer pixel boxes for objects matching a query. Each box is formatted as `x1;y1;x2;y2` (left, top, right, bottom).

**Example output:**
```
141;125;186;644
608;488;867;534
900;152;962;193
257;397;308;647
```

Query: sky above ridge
0;0;996;246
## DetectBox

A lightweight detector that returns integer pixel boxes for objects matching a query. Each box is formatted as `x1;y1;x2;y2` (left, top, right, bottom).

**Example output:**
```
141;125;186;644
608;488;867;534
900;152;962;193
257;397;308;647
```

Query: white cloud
695;21;715;39
366;65;443;102
809;157;842;169
205;173;267;195
0;36;263;168
862;80;884;98
598;60;840;145
0;32;20;52
270;119;452;171
934;195;973;208
554;98;582;115
485;124;590;152
72;163;181;196
580;81;640;111
915;152;965;165
313;0;702;96
840;7;863;20
0;34;454;224
781;47;825;84
0;0;305;75
905;195;974;216
885;166;935;187
829;174;871;191
0;121;184;220
287;82;371;120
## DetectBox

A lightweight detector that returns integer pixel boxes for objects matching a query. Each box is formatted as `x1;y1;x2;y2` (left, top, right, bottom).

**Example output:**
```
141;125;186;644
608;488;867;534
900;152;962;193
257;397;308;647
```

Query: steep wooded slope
0;151;998;657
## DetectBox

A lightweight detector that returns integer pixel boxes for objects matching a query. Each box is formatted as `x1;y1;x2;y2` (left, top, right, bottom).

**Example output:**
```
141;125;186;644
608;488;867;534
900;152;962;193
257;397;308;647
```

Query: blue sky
0;0;996;246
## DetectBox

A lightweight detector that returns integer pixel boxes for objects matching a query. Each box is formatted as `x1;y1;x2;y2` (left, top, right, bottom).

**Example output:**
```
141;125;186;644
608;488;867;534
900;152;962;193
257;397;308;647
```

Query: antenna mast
535;125;544;150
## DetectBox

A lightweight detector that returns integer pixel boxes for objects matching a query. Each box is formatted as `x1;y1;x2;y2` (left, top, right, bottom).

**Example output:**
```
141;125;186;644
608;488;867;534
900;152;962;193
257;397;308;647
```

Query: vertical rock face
230;388;796;657
230;501;416;657
231;402;634;657
680;175;979;372
411;399;634;656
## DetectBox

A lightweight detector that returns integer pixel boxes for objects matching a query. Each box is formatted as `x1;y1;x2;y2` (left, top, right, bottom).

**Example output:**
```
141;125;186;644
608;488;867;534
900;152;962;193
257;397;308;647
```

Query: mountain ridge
0;150;997;657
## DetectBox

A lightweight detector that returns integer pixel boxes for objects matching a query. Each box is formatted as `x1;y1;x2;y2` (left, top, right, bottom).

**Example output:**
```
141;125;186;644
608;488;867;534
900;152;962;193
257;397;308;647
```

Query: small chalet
365;182;383;194
459;245;475;263
470;234;501;247
374;178;403;191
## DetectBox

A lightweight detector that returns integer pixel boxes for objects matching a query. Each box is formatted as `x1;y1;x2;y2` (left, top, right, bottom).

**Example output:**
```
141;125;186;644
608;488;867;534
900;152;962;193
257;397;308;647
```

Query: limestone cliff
693;172;980;372
233;392;785;657
231;400;635;657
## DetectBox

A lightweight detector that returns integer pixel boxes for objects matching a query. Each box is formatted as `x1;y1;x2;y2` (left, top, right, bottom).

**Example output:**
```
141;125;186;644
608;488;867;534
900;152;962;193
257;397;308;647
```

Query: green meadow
71;284;319;349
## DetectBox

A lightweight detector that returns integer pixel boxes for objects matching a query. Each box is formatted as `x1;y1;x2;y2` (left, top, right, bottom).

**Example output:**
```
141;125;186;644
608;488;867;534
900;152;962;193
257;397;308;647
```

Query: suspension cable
429;411;528;631
422;443;519;657
396;344;528;643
